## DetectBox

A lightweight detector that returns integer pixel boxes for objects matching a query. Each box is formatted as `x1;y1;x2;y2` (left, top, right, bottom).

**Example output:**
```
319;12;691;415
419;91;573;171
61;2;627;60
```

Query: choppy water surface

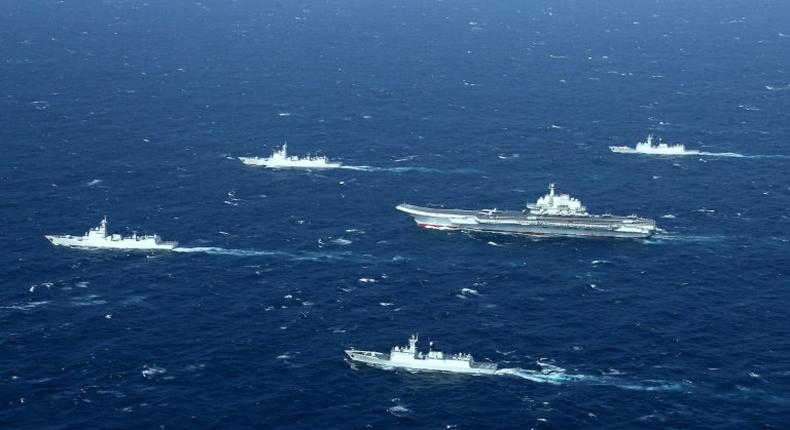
2;0;790;428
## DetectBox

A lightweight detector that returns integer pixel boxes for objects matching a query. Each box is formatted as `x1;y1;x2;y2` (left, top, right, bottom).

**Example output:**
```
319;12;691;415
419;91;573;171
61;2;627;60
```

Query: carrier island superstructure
396;184;657;239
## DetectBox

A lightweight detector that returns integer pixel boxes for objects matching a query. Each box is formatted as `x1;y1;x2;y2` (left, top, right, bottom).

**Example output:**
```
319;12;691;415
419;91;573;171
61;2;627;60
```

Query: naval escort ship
610;134;699;156
396;184;657;239
45;217;178;251
238;143;342;169
345;334;497;375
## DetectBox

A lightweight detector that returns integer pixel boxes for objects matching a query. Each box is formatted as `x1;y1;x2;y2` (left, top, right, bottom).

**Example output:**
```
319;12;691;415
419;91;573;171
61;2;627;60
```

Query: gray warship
345;334;497;375
396;184;657;239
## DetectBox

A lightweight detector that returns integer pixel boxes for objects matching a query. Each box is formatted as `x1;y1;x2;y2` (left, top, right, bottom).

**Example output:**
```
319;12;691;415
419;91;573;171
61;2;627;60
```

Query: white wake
495;365;685;392
338;165;480;174
172;246;349;262
695;151;789;159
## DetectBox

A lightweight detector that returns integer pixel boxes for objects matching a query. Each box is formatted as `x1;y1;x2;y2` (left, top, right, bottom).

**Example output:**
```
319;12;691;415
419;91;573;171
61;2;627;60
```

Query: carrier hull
396;204;656;239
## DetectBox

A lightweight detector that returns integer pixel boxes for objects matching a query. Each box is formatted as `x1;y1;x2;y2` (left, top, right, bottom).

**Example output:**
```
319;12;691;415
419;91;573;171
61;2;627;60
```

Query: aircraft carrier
396;184;657;239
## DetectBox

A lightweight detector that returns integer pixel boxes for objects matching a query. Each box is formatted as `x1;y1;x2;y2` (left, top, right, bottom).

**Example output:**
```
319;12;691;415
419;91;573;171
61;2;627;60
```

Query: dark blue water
2;1;790;428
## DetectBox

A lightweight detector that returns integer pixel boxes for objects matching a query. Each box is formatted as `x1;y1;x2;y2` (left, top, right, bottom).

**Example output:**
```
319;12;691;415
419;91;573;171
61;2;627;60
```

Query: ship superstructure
238;143;342;169
45;217;177;251
396;184;657;239
610;135;698;155
345;334;497;375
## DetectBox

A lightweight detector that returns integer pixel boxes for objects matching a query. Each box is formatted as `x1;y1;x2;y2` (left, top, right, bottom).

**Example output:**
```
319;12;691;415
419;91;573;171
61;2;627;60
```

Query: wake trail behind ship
648;233;726;243
338;165;480;174
172;246;353;262
696;151;790;159
495;366;686;392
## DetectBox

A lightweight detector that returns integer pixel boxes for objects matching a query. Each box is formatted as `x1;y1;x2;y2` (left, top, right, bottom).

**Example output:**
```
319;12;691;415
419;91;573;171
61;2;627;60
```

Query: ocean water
2;0;790;428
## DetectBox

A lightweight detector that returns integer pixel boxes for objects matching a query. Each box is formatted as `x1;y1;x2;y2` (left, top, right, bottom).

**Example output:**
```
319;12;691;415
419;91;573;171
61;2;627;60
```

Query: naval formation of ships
46;137;674;375
47;140;664;252
46;183;658;251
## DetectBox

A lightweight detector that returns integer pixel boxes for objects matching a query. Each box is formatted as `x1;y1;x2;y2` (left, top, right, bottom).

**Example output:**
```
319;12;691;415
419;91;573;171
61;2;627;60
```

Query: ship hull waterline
397;205;656;239
345;350;497;375
238;157;342;169
45;235;178;251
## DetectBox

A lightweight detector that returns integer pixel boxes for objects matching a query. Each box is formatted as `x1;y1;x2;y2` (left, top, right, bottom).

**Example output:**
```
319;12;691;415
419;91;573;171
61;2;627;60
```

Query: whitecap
30;100;50;110
588;284;607;292
379;302;394;307
29;282;54;293
358;278;376;283
460;288;480;296
387;405;411;417
87;179;103;186
661;214;676;219
71;295;106;306
3;301;50;311
141;365;167;379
